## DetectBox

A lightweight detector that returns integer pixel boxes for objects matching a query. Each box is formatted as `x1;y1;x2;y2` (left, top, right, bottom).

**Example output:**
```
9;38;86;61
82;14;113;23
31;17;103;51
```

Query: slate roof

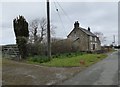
80;27;96;37
67;27;96;37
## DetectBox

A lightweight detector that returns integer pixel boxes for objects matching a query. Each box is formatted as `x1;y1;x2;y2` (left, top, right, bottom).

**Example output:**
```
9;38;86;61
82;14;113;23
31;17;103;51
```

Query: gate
2;45;21;60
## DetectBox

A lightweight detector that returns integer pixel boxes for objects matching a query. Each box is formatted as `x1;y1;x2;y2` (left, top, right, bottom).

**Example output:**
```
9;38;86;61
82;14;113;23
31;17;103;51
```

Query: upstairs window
95;37;97;41
90;36;92;41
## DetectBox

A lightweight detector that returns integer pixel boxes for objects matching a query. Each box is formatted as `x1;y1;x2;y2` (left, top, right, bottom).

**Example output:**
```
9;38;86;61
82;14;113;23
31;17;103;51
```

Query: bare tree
29;19;39;43
94;32;106;44
29;17;56;43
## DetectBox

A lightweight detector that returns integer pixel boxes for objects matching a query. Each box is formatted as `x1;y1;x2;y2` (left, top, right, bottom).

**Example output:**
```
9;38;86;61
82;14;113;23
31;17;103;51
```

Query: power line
53;1;58;12
53;1;66;30
55;0;72;22
53;0;73;37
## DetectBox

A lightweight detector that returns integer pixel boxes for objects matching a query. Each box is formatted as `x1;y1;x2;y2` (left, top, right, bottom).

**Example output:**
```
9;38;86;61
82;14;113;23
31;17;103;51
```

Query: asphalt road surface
59;51;119;85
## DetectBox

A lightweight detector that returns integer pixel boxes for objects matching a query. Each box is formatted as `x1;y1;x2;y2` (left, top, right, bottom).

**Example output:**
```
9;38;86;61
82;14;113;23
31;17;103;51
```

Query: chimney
74;21;79;28
88;27;90;31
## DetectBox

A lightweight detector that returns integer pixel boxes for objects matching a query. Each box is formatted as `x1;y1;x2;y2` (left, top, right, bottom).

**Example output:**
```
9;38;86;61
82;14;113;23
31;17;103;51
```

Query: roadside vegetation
3;15;114;68
0;58;1;66
0;53;2;66
27;52;107;67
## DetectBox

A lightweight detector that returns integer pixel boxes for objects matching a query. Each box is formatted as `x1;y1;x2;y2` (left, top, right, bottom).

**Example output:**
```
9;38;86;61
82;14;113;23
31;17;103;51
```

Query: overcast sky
0;0;118;45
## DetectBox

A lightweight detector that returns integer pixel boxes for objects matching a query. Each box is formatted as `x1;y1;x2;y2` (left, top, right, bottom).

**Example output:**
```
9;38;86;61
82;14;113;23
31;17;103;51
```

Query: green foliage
52;52;83;59
42;54;107;67
28;52;83;64
27;39;80;57
13;16;29;38
51;39;79;55
27;43;47;56
13;15;29;59
27;50;107;67
17;37;28;59
28;55;50;63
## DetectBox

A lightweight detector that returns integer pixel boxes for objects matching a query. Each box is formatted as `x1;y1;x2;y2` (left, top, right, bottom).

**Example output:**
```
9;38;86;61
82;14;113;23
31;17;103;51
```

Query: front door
93;44;95;50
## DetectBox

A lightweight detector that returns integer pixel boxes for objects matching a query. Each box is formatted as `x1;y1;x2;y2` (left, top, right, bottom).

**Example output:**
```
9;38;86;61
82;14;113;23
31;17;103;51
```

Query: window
95;37;97;41
95;44;97;49
90;36;92;41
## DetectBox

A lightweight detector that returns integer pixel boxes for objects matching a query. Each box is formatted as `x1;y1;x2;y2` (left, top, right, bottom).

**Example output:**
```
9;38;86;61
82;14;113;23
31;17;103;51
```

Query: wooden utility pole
112;35;115;47
113;35;115;44
47;0;51;59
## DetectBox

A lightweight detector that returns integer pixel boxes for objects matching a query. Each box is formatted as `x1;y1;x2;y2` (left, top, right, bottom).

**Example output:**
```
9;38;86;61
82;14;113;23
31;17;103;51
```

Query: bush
27;39;80;57
27;43;47;56
51;51;83;59
13;16;29;59
28;51;84;64
51;39;79;55
17;36;28;59
28;55;50;63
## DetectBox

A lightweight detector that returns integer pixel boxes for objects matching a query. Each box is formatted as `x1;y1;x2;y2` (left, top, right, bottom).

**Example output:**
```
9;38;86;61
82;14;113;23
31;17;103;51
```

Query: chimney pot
88;27;90;31
74;21;79;28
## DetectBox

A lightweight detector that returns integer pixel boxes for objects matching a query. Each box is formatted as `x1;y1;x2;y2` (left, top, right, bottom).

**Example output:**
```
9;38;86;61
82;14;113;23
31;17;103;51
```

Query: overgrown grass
27;52;107;67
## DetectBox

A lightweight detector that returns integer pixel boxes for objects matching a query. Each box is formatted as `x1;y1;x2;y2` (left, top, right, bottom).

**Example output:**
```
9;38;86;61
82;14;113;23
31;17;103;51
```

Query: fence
2;44;20;60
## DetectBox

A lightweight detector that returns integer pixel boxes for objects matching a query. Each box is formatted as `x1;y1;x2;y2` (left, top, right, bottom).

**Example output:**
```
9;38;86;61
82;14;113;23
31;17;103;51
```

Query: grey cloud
1;2;118;45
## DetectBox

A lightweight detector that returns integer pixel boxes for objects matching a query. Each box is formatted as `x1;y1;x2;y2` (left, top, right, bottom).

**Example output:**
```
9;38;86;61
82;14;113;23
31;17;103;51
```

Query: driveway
2;59;83;85
59;51;118;85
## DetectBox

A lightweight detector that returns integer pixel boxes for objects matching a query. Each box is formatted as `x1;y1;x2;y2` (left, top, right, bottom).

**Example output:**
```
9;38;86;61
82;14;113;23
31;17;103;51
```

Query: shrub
51;51;83;59
17;36;28;59
13;16;29;59
28;55;50;63
51;39;79;55
27;43;47;56
27;38;81;57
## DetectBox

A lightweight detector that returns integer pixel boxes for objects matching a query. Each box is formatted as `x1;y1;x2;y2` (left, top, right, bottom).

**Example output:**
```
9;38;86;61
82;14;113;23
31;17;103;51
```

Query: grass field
28;53;107;67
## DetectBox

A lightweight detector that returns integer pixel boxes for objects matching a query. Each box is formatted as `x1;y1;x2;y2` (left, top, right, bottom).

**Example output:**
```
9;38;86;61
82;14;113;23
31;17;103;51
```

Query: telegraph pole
112;35;115;47
113;35;115;46
113;35;115;44
47;0;51;59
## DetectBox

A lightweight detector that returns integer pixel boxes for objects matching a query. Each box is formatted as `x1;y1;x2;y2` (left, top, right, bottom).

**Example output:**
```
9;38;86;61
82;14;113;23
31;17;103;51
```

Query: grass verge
28;53;107;67
41;54;107;67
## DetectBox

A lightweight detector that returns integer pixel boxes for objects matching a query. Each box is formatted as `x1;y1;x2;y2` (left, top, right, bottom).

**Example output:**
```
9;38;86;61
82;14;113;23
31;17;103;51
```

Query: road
59;51;118;85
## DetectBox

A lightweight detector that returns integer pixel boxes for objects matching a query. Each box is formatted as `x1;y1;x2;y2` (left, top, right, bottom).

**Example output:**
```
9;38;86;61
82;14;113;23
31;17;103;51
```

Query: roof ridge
80;27;96;36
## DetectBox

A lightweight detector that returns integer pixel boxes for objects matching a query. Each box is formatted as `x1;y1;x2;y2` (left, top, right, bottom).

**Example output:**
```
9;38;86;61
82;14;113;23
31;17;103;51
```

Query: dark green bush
51;52;83;59
28;55;50;63
27;43;47;56
51;39;80;55
28;51;85;63
13;16;29;59
27;39;81;57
